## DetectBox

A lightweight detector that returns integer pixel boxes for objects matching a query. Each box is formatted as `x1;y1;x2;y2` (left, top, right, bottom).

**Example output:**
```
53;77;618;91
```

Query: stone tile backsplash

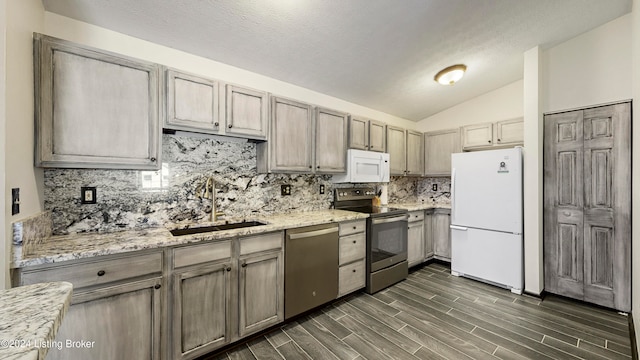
44;134;451;234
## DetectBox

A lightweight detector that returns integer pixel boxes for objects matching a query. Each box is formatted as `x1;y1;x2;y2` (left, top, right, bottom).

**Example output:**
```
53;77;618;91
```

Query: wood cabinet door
166;69;220;133
34;34;161;170
46;278;162;360
386;125;406;175
424;210;434;259
495;118;524;145
368;120;387;152
349;116;369;150
407;220;424;267
225;84;268;140
238;250;284;338
173;262;232;359
315;107;348;173
424;129;461;176
406;130;424;176
462;123;493;150
433;210;451;261
269;97;313;172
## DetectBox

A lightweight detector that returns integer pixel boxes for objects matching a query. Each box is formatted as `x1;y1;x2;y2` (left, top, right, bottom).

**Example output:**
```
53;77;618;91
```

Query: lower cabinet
407;211;425;267
424;209;434;258
338;220;366;296
433;209;452;261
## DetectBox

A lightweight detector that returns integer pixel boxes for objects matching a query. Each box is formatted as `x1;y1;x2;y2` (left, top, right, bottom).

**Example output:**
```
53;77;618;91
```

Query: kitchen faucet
198;177;225;222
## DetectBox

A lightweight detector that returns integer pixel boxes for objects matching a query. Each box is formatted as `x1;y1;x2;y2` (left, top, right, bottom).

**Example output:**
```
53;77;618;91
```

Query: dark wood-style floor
204;263;632;360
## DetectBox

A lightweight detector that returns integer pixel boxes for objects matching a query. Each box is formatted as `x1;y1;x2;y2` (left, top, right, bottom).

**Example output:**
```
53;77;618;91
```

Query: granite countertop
0;282;73;360
12;210;369;268
389;202;451;211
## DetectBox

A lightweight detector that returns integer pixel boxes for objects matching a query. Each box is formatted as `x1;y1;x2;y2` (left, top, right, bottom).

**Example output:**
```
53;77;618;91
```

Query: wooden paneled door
543;102;631;312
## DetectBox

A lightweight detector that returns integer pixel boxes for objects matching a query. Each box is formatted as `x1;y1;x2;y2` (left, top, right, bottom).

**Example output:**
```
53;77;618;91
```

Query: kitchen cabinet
171;241;233;360
18;251;164;360
433;208;451;261
237;232;284;337
462;118;523;150
348;116;387;152
224;84;269;140
338;220;366;296
314;107;348;173
34;33;161;170
165;69;220;134
387;125;406;175
424;209;434;259
424;129;461;176
406;130;424;176
407;211;425;267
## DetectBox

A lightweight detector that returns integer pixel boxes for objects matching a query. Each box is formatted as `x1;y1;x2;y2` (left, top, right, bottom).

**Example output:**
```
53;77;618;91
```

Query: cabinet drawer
173;240;232;269
408;211;425;222
239;231;283;255
21;252;162;289
339;233;365;265
338;260;365;297
339;220;366;236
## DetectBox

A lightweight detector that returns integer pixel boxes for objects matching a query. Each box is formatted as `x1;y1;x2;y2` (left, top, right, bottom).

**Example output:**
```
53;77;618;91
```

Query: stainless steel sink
170;221;267;236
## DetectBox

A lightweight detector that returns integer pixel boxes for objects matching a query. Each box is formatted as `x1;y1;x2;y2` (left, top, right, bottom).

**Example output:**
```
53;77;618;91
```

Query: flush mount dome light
434;64;467;85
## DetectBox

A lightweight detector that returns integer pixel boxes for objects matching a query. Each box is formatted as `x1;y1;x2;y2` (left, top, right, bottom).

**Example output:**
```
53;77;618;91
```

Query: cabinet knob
353;226;356;229
353;240;357;244
352;269;356;273
150;157;156;162
488;140;492;143
370;145;374;149
317;166;320;169
226;266;232;272
228;124;233;129
241;262;247;268
97;270;106;277
309;165;312;169
214;122;219;127
497;139;501;142
154;284;161;290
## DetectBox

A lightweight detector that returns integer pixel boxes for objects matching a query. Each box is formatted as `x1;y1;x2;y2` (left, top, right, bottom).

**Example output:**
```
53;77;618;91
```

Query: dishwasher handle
288;226;339;240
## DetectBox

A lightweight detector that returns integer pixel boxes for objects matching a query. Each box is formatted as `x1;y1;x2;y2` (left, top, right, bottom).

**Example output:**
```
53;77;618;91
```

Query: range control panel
334;187;377;201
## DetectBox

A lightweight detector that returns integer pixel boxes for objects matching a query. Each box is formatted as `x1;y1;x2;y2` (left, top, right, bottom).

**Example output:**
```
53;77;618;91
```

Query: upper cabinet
386;125;406;176
165;70;268;141
424;128;461;176
462;118;523;150
224;84;268;140
406;130;424;176
34;34;161;170
348;117;386;152
315;107;348;173
165;69;220;133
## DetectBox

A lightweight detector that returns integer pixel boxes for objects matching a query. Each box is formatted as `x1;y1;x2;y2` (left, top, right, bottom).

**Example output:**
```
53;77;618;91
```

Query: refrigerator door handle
451;167;456;222
450;225;468;231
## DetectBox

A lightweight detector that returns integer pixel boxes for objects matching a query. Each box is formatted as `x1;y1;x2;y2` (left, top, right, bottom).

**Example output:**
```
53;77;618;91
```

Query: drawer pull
241;262;247;268
226;266;232;272
97;270;106;277
353;240;357;244
352;269;357;273
154;284;161;290
353;226;357;230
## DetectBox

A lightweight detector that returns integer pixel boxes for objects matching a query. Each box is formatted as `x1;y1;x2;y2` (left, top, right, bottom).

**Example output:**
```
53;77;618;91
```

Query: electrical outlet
281;184;291;196
11;188;19;215
81;187;97;204
432;184;438;191
319;184;325;195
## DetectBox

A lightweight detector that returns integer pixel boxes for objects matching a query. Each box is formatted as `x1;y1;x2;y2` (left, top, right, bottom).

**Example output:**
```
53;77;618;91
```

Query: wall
0;0;6;289
632;0;640;350
415;80;524;133
542;14;632;113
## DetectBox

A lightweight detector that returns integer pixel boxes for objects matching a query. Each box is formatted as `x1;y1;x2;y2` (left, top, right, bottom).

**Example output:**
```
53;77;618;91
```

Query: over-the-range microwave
332;149;390;183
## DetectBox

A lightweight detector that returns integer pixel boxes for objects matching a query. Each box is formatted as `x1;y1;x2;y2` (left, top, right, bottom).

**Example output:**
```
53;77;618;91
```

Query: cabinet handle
353;226;357;229
150;157;156;162
488;140;492;143
352;240;357;244
309;165;312;169
352;269;356;273
497;139;501;142
97;270;106;277
370;145;374;149
241;262;247;268
228;124;233;128
317;166;320;169
154;284;161;290
226;266;232;272
214;122;219;127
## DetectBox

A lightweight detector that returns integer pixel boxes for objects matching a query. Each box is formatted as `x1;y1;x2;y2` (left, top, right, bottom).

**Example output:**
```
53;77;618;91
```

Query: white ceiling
42;0;632;121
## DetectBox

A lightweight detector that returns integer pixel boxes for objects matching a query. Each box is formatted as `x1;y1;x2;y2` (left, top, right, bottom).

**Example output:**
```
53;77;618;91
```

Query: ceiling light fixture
434;64;467;85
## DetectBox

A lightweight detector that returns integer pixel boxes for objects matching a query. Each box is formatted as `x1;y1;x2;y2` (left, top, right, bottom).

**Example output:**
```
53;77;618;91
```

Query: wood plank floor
202;263;632;360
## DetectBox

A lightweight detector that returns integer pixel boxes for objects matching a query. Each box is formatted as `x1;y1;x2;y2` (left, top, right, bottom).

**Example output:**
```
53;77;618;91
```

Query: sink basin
170;221;267;236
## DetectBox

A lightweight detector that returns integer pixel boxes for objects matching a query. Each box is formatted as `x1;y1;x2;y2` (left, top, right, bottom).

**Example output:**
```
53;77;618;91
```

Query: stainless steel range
334;188;408;293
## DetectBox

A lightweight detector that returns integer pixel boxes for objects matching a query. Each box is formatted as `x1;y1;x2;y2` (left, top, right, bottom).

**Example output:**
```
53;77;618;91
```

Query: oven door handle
371;214;409;225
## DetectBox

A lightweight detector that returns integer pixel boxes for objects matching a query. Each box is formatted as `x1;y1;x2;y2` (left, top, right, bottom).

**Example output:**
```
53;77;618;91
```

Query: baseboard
630;312;638;360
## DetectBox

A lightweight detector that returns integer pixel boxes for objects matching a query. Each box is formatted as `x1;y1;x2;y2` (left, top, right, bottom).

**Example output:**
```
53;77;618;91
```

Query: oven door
369;214;408;272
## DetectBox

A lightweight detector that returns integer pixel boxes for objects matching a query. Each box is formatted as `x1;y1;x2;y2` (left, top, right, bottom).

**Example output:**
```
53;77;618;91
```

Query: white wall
3;0;45;288
0;0;6;289
542;14;632;113
43;12;415;130
631;0;640;349
415;80;523;132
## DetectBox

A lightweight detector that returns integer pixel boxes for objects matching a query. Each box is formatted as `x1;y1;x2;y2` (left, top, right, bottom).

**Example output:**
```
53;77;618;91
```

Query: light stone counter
12;210;369;268
0;282;72;360
389;202;451;211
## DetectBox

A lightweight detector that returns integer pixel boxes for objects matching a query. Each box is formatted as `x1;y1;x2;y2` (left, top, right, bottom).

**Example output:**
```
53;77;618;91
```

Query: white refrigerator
450;147;523;294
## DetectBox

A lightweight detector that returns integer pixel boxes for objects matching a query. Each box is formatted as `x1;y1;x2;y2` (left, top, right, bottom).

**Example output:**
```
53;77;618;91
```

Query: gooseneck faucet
198;177;225;222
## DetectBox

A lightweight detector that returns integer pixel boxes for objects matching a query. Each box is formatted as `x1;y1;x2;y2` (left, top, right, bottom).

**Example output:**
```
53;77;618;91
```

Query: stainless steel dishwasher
285;223;339;319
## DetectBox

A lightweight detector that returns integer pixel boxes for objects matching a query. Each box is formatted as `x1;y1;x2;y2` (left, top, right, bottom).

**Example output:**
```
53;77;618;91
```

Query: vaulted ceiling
42;0;632;121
